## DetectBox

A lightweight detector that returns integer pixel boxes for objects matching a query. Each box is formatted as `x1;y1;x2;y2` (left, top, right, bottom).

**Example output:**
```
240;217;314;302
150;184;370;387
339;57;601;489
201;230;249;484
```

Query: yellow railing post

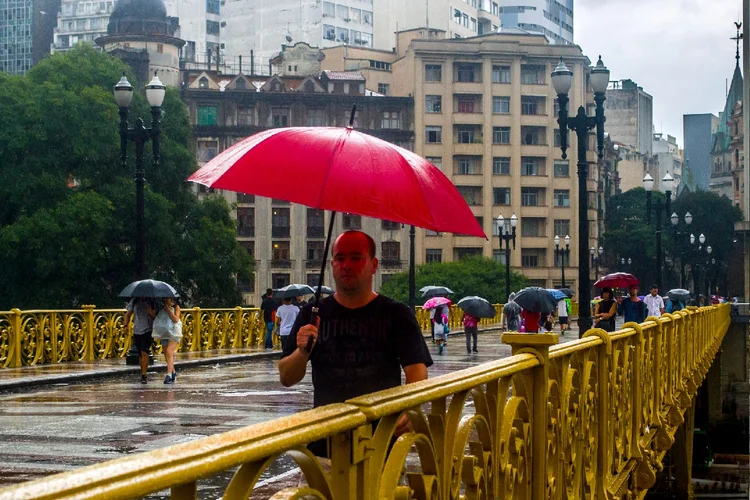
233;307;243;348
190;307;201;352
583;327;612;499
8;308;22;368
81;305;96;362
502;332;557;500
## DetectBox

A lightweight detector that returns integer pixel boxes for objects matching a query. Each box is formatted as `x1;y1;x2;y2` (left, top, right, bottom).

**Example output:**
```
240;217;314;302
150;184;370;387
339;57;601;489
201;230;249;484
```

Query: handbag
153;310;173;337
443;323;450;335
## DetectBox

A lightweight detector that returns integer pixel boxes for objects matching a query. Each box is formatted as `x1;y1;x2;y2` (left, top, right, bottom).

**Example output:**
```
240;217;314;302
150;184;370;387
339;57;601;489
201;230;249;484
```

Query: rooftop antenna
426;0;429;27
732;21;743;66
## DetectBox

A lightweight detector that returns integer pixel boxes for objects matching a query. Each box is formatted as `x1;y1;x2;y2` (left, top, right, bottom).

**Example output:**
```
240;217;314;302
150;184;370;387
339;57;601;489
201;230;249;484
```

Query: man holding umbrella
124;297;157;384
278;231;433;456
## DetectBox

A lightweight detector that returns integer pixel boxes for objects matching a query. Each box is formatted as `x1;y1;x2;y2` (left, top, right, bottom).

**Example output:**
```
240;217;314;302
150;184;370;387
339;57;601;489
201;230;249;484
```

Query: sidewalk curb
0;351;282;392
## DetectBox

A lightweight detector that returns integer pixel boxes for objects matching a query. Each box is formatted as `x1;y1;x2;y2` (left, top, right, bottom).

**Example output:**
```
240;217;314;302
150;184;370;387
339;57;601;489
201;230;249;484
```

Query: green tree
0;46;253;309
379;256;528;305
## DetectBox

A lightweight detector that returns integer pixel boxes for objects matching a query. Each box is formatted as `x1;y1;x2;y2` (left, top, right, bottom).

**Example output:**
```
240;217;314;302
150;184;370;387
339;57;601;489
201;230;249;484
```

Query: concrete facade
52;0;114;52
652;133;683;193
0;0;59;74
325;31;598;290
605;79;653;157
372;0;501;51
498;0;573;45
684;113;720;192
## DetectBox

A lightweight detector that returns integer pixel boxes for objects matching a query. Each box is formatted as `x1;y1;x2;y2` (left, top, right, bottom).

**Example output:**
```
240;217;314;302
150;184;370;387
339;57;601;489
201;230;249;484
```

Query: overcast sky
575;0;741;148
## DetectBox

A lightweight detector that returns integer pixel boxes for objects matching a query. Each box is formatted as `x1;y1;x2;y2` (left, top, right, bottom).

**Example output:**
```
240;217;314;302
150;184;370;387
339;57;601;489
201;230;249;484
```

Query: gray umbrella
667;289;690;302
420;286;454;298
274;284;316;299
119;279;179;299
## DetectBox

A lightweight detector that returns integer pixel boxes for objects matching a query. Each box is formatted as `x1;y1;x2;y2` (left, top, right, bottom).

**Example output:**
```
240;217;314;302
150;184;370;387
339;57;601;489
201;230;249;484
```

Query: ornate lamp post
691;233;707;300
551;56;610;334
554;234;571;288
670;211;693;287
620;257;632;271
495;214;518;300
643;172;674;291
590;246;604;280
115;72;166;366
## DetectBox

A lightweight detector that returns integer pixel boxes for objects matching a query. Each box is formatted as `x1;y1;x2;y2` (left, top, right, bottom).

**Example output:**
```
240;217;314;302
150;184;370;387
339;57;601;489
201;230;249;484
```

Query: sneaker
467;349;471;354
437;344;443;355
164;375;173;385
473;348;478;353
171;371;177;383
140;375;148;384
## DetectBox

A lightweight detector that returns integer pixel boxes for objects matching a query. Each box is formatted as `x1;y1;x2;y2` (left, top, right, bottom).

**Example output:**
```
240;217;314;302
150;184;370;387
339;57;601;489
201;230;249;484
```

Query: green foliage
379;256;528;305
0;46;253;309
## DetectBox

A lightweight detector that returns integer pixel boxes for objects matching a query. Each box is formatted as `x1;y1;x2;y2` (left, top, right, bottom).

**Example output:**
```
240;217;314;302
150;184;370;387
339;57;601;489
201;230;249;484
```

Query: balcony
305;260;323;269
307;226;325;238
380;259;404;269
270;259;293;269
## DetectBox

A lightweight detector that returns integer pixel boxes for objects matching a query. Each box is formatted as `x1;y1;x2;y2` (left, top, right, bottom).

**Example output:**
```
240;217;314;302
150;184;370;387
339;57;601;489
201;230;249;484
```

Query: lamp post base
125;346;155;366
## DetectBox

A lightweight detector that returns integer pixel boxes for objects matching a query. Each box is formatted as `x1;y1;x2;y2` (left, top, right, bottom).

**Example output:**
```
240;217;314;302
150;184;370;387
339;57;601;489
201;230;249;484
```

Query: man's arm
278;316;318;387
123;310;133;330
403;363;428;384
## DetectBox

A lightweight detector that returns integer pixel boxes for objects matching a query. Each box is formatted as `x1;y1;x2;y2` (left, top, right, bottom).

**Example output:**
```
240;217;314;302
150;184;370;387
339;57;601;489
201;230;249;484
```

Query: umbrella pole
305;211;337;352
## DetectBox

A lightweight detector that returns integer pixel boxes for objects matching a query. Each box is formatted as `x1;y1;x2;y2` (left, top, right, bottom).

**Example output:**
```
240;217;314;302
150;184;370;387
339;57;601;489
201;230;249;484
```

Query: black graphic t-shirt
281;295;433;408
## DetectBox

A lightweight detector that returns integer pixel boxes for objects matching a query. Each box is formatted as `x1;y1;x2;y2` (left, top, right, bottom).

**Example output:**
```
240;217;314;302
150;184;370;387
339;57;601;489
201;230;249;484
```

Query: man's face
331;233;378;293
629;286;638;298
650;288;658;296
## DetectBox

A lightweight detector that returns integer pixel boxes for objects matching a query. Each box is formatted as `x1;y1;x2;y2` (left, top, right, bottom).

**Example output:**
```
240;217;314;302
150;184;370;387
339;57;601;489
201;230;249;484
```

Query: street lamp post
670;211;693;288
691;233;707;301
620;257;632;271
705;246;713;302
114;72;166;366
495;214;518;300
554;235;571;288
552;56;610;334
590;246;604;280
643;172;674;291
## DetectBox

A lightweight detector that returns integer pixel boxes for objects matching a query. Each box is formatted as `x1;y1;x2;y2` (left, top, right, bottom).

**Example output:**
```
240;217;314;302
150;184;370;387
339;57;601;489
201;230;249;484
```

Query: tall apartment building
52;0;115;52
651;132;683;192
683;113;720;193
162;0;374;74
605;78;654;157
498;0;573;45
326;30;599;290
372;0;502;51
0;0;59;74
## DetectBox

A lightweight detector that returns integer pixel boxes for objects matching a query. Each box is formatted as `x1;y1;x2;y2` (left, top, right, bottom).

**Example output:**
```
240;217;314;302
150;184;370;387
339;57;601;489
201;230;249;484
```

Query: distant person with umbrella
123;297;157;384
501;292;522;332
260;288;278;350
593;287;617;332
154;297;181;384
618;285;646;324
457;296;495;353
278;231;433;457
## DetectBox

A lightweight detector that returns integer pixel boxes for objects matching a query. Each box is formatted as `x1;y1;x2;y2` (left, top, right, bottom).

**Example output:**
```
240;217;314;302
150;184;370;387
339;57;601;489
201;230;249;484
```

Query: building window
351;8;361;22
271;208;291;237
271;273;290;289
426;126;442;143
381;111;400;129
197;106;217;125
457;186;482;205
236;207;254;237
521;157;545;176
521;96;545;115
382;220;400;230
425;64;442;82
307;240;325;262
272;242;291;261
197;140;218;162
492;65;511;83
206;0;220;14
553;189;570;207
343;213;361;229
456;95;477;113
237;193;255;203
307;209;325;238
493;250;507;265
336;4;349;18
492;96;510;113
521;218;543;237
492;127;511;144
455;63;479;83
238;240;255;259
521;187;544;206
454;156;481;175
521;126;545;145
554;129;561;147
425;249;442;263
272;108;289;127
427;156;442;169
237;107;254;126
306;109;326;127
336;27;349;43
521;249;543;267
206;20;220;35
493;157;510;175
307;273;321;287
521;64;546;84
323;24;335;40
362;10;373;24
554;160;569;177
425;95;442;113
493;187;510;205
456;125;478;144
377;83;390;95
381;241;400;262
554;219;570;238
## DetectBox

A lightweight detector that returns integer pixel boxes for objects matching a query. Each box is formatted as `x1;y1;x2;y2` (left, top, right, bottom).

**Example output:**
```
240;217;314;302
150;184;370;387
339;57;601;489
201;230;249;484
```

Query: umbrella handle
304;307;319;353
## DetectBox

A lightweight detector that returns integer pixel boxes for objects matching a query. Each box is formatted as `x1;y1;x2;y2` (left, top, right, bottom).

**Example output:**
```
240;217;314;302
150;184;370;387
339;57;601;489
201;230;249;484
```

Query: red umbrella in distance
594;272;640;289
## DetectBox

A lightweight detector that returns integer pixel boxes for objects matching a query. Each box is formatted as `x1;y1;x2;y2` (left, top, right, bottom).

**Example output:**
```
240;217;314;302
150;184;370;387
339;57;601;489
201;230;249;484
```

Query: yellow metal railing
0;304;730;499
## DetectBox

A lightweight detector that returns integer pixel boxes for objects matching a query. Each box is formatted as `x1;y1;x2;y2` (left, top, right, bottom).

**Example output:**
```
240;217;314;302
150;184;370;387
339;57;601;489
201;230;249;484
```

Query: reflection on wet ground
0;329;578;496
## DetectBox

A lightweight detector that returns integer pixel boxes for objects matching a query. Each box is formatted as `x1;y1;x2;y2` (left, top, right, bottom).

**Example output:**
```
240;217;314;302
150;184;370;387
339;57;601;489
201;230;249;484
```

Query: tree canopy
379;256;528;305
0;46;253;309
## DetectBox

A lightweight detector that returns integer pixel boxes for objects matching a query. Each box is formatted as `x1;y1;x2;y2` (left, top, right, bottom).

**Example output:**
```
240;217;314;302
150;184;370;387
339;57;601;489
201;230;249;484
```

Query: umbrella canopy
513;287;557;314
594;272;640;289
559;288;575;298
274;284;316;299
119;279;179;299
188;127;485;238
667;289;690;302
316;285;334;295
423;297;452;310
457;296;496;319
421;286;455;298
545;288;568;301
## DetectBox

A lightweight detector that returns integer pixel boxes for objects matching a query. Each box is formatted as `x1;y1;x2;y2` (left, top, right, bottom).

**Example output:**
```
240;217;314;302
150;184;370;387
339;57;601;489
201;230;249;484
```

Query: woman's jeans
265;322;275;348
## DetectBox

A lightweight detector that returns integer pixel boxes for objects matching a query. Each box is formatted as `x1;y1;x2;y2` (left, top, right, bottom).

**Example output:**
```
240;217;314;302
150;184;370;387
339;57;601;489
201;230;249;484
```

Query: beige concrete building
325;30;599;289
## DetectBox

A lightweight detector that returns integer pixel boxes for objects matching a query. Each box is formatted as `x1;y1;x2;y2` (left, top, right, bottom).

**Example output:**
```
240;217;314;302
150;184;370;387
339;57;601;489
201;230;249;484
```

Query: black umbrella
513;287;557;314
119;279;179;299
420;286;454;298
667;288;690;302
274;284;316;299
457;296;496;319
316;285;334;295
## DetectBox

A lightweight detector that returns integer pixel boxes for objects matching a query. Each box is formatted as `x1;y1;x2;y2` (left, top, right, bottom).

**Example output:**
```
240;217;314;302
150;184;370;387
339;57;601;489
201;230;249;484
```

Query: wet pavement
0;327;579;496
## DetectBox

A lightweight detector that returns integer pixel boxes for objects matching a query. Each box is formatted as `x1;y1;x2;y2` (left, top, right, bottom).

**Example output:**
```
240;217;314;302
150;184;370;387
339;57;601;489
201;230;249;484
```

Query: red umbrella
594;272;640;289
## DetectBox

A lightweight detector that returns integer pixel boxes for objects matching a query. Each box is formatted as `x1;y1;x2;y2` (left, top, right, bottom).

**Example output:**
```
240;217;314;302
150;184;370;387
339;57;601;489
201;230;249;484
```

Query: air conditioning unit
344;18;350;22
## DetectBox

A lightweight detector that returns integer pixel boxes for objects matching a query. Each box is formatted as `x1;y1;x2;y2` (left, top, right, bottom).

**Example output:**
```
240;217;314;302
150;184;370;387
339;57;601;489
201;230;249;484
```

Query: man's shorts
559;316;569;325
133;332;153;353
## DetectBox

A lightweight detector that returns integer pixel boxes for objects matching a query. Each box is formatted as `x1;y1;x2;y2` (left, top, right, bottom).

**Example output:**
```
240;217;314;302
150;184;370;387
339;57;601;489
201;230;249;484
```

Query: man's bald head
333;231;376;258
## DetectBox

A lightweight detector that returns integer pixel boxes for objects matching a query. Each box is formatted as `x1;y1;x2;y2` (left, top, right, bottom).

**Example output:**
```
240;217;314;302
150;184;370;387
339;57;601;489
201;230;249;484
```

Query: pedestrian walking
666;298;685;313
594;287;617;332
618;285;646;324
153;297;182;384
124;297;157;384
275;296;300;351
557;298;570;335
260;288;278;350
432;304;449;354
643;285;666;317
501;293;522;331
462;312;478;354
521;309;541;333
278;230;432;458
429;301;448;343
